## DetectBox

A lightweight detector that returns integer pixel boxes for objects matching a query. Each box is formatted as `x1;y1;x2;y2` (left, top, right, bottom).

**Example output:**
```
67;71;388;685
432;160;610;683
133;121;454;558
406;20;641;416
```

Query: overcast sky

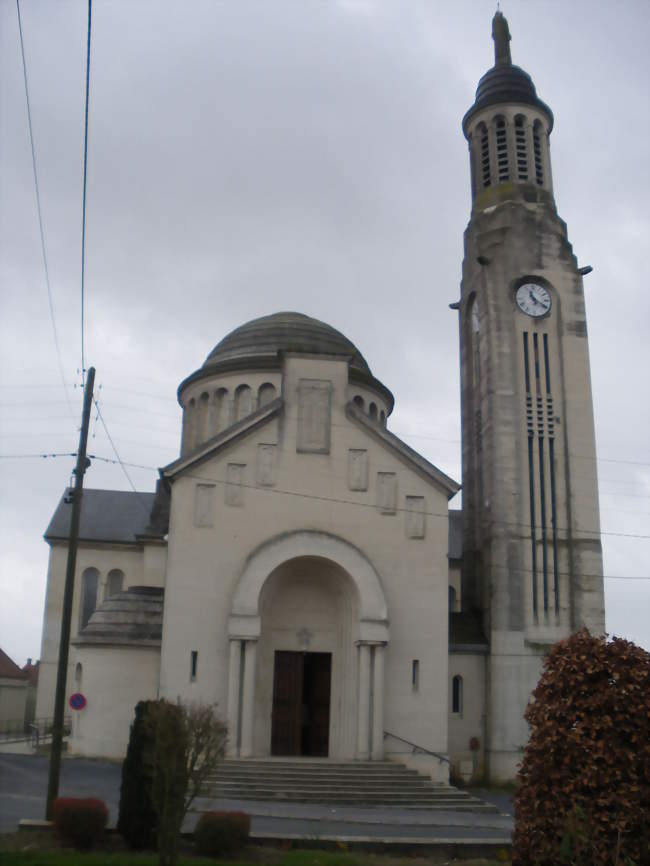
1;0;649;667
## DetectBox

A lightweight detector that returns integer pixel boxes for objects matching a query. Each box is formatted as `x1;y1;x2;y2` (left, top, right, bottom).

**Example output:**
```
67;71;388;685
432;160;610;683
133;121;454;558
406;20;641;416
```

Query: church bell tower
458;13;605;780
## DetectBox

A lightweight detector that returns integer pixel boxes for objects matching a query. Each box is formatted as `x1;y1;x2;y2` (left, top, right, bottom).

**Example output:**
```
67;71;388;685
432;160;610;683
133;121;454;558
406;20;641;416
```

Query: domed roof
79;587;164;644
462;12;553;134
203;312;371;374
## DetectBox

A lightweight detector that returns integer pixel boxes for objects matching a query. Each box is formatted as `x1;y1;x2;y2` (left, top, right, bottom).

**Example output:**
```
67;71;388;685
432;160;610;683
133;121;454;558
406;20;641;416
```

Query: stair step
198;759;497;812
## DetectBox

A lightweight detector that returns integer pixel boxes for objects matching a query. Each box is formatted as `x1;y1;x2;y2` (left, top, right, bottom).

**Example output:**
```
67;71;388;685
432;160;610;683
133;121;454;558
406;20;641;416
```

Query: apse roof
73;586;164;645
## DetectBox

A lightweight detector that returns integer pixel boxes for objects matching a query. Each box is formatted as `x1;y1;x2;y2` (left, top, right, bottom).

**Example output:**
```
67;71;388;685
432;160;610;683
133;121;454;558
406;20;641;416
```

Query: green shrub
194;810;251;856
117;700;158;849
513;629;650;866
149;701;187;866
52;797;108;849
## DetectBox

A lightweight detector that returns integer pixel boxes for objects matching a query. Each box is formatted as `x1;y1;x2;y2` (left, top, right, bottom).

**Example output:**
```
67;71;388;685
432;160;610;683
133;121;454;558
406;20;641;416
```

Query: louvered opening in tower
515;115;528;181
479;123;491;187
495;117;509;182
533;121;544;186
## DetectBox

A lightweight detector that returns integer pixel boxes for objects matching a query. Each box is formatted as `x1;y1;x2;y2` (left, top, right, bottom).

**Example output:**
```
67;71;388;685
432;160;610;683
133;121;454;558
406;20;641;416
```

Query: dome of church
465;64;552;128
203;312;371;374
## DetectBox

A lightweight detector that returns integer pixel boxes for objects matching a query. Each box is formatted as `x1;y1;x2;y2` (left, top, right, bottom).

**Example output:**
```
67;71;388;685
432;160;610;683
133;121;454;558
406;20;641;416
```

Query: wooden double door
271;650;332;757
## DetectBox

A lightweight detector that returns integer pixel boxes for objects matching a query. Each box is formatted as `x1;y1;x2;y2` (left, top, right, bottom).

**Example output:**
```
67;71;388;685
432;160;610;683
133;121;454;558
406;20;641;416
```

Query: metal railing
0;716;71;745
383;730;450;765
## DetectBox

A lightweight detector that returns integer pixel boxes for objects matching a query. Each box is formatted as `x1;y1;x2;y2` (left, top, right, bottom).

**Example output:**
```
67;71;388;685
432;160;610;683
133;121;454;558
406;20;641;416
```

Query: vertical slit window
533;122;544;186
515;116;528;180
190;650;198;681
452;675;463;715
543;334;560;614
533;333;549;611
412;660;419;692
495;117;509;181
479;124;491;187
523;333;538;616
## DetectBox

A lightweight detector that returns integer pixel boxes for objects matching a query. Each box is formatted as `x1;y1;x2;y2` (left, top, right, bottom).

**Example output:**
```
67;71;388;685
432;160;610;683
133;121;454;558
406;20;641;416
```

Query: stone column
240;640;257;758
371;644;385;761
356;642;371;760
226;639;241;757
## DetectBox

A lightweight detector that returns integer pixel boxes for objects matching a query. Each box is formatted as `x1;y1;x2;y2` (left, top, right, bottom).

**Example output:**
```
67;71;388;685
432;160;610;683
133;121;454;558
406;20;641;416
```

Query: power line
89;454;158;471
80;0;92;386
15;0;76;425
92;398;151;515
0;452;76;460
177;470;650;541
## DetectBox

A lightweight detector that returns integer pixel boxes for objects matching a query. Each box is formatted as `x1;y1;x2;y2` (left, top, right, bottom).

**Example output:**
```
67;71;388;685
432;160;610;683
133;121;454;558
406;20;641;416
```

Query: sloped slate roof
45;489;157;545
0;648;28;680
73;586;164;646
448;510;463;560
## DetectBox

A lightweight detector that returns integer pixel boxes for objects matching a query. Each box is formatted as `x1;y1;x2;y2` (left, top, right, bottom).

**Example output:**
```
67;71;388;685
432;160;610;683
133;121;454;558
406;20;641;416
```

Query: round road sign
69;692;87;711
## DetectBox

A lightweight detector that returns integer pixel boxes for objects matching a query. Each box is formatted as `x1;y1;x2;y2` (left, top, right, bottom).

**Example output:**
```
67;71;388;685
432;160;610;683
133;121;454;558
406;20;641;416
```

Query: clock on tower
456;11;605;781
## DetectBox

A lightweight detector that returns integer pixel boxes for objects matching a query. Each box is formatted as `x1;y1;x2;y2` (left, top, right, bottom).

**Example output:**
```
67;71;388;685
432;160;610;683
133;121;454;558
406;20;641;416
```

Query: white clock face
515;283;551;317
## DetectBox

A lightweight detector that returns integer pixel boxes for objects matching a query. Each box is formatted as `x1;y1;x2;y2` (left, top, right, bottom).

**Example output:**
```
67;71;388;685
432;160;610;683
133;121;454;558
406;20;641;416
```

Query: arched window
452;675;463;715
258;383;276;408
106;569;124;598
533;121;544;186
215;388;229;432
79;567;99;630
379;410;386;426
515;115;528;181
478;123;490;187
198;392;210;443
495;116;509;181
449;586;457;612
234;385;252;422
183;398;197;453
369;402;378;421
353;395;365;410
75;663;83;685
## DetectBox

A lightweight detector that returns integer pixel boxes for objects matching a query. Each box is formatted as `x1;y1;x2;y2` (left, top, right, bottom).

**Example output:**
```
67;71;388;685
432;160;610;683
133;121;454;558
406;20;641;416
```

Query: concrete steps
204;759;497;811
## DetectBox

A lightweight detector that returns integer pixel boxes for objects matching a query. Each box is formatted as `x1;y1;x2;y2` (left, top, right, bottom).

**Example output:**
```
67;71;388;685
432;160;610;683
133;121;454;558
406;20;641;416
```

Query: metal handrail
383;729;450;765
0;716;71;743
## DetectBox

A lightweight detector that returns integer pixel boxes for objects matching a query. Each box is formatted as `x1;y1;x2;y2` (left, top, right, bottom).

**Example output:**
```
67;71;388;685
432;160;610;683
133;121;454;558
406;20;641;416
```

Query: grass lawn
0;833;509;866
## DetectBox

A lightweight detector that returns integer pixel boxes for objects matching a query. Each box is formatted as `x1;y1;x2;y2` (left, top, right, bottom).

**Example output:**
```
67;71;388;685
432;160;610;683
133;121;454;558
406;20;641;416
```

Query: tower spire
492;11;512;66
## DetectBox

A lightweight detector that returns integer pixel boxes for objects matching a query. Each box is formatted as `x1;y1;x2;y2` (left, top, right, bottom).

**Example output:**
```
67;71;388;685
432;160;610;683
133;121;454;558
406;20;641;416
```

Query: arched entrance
226;531;389;761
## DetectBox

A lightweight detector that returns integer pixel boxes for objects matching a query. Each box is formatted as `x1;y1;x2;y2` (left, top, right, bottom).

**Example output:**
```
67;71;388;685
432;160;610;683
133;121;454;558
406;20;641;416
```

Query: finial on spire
492;11;512;66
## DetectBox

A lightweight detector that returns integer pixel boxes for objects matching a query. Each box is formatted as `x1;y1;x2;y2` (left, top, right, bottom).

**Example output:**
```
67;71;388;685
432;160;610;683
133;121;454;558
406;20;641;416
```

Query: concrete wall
35;542;165;727
0;677;28;730
69;645;160;759
448;653;486;782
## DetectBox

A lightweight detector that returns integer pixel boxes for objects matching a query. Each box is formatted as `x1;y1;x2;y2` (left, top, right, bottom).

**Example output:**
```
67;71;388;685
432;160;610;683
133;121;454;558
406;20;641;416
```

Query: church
35;13;605;784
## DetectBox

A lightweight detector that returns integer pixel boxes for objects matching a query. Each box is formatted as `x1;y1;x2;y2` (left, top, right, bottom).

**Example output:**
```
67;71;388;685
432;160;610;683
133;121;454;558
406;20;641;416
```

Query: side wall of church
69;645;160;759
448;652;486;781
35;542;164;730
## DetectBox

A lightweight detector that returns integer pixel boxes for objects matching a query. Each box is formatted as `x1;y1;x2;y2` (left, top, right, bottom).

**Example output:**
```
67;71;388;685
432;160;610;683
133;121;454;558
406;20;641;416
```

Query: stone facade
458;12;605;780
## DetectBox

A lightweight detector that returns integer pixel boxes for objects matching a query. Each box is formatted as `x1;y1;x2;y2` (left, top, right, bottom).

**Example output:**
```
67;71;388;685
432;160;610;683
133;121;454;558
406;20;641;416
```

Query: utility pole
46;366;95;820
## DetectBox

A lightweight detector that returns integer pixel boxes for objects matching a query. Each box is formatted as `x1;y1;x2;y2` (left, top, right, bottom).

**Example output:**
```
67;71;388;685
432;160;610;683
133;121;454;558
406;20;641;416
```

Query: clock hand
529;289;541;307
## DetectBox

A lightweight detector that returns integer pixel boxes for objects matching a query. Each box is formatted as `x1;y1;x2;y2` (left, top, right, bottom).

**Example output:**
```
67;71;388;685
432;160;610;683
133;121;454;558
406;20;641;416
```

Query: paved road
0;754;513;843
